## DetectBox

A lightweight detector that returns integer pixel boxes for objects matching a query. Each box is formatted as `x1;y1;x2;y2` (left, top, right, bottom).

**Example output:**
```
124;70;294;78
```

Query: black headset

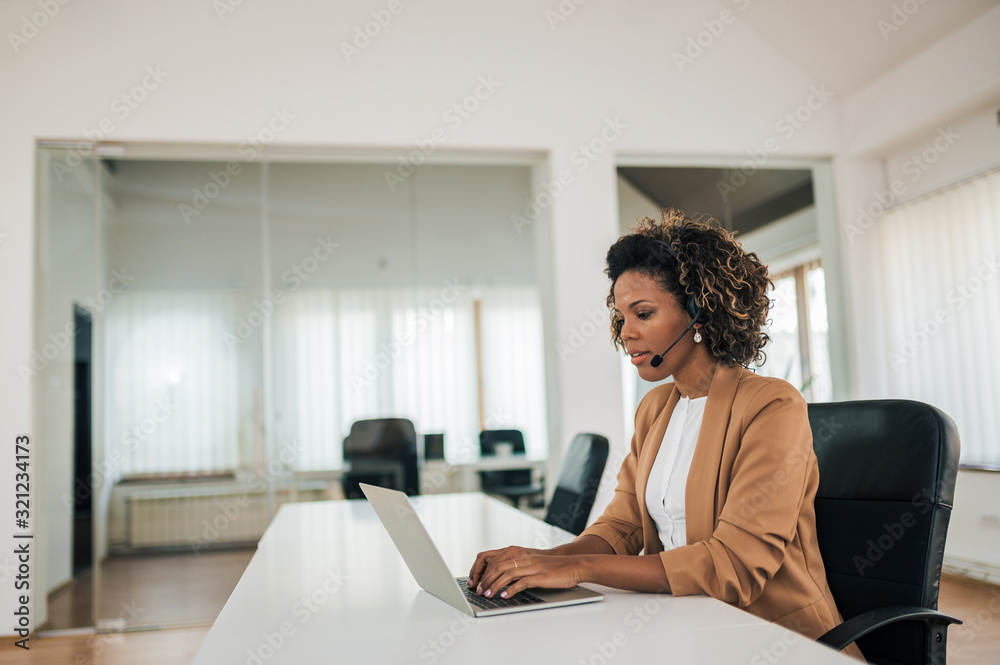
653;239;704;324
648;239;705;368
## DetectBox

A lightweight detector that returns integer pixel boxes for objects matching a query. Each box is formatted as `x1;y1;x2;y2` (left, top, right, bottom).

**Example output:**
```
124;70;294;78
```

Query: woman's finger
482;558;524;597
478;557;508;596
498;574;533;599
468;549;498;586
471;546;516;586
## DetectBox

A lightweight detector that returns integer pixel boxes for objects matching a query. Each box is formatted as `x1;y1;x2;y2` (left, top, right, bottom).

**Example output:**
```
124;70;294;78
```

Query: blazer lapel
635;385;679;555
684;363;743;545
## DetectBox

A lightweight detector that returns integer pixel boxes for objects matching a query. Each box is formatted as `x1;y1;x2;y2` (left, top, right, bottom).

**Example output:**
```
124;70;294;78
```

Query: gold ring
513;560;518;568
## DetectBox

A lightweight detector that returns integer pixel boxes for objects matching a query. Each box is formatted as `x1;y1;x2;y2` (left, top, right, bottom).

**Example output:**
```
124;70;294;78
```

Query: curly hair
605;208;773;367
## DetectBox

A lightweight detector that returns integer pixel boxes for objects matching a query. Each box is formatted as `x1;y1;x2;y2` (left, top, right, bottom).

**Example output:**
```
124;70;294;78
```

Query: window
754;260;832;402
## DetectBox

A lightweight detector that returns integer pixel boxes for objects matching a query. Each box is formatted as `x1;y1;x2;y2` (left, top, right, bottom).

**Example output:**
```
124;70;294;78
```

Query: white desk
191;493;854;664
290;456;547;498
423;455;547;494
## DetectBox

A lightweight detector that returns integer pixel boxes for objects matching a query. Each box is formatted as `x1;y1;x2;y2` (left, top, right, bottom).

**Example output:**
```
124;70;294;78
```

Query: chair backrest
479;429;526;455
808;400;960;665
544;433;610;536
480;430;530;488
424;433;445;461
343;418;419;496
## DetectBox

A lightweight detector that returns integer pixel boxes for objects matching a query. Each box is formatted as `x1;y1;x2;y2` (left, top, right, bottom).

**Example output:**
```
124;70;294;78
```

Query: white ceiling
736;0;1000;95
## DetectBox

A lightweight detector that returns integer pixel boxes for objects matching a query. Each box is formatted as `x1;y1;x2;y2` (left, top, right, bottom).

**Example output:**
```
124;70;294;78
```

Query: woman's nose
620;318;635;340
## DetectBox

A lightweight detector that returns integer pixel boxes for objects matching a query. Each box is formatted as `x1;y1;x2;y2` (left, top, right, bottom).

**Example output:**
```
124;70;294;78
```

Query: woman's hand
470;550;585;600
469;539;671;596
467;536;617;595
467;545;544;590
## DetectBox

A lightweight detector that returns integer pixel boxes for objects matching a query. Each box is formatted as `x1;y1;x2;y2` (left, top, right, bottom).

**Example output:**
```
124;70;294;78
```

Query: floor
938;573;1000;664
0;626;211;665
44;549;256;630
2;560;998;664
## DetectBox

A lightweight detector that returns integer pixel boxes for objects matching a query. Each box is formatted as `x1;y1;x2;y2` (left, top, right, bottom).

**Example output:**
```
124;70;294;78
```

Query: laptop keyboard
455;577;546;611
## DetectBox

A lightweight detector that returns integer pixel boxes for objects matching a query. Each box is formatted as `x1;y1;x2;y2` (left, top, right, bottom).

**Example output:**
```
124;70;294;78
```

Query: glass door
34;146;552;634
34;147;100;630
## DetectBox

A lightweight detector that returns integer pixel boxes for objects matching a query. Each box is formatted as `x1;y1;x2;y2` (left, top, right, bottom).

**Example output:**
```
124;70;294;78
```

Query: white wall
949;470;1000;581
884;105;1000;203
1;0;998;632
834;10;1000;575
835;8;1000;400
617;175;661;234
592;175;663;518
738;206;819;270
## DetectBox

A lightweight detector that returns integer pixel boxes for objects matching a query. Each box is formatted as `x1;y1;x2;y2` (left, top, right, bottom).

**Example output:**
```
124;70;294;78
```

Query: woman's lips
629;351;648;366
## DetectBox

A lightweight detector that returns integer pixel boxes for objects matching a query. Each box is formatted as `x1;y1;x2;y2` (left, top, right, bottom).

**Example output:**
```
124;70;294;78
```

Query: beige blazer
581;363;856;650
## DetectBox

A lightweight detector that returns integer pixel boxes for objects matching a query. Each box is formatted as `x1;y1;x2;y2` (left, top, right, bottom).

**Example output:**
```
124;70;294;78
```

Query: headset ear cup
687;298;703;322
654;239;704;325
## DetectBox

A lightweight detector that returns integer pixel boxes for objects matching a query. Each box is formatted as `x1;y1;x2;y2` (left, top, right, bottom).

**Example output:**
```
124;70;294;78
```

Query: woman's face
613;270;700;383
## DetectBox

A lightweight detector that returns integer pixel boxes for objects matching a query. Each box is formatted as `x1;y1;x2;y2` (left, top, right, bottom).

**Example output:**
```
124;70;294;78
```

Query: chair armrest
817;606;962;652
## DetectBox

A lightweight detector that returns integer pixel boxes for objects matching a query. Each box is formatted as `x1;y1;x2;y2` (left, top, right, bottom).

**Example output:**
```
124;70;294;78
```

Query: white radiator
125;488;271;549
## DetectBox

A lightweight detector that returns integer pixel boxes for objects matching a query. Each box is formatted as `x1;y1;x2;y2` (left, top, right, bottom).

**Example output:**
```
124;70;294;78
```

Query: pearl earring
694;330;702;344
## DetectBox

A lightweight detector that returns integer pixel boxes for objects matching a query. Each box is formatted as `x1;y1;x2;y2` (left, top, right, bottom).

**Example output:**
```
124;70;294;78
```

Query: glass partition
36;149;550;632
266;162;547;472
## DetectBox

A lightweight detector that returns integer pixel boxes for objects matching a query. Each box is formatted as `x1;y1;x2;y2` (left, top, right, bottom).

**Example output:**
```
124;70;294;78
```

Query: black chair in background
808;400;962;664
424;433;445;461
544;433;609;536
342;418;419;499
479;429;543;508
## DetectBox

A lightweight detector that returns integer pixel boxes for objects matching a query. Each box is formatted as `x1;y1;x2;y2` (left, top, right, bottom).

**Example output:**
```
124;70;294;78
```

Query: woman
468;209;860;658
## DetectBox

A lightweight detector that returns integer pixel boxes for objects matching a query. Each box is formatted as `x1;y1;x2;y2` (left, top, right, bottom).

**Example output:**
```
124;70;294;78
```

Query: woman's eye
637;312;652;320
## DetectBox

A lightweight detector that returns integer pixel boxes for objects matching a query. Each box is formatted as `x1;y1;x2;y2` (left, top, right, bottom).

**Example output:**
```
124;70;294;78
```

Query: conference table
288;455;547;499
190;493;855;664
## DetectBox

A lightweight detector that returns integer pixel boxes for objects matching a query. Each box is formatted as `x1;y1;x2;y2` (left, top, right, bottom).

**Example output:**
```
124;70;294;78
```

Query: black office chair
544;433;609;536
342;418;420;499
479;429;543;508
808;400;962;664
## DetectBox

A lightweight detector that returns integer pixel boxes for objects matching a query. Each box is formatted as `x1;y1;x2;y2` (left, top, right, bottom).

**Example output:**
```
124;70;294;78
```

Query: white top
645;395;708;551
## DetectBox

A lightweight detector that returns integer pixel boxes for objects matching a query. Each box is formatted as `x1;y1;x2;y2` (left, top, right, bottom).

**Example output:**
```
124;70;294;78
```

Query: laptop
359;483;604;616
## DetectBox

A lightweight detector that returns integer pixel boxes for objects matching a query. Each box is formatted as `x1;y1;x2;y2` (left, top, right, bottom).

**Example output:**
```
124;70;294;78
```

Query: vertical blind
104;291;242;475
479;288;549;461
106;286;548;475
878;169;1000;466
273;286;547;469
